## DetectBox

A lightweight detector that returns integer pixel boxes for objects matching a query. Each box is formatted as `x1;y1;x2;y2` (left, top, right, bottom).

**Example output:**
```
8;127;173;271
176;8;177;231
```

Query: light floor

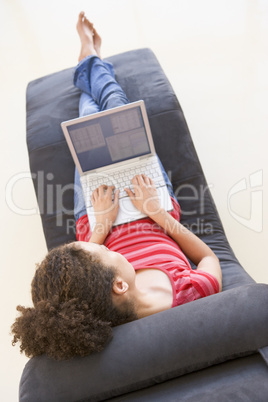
1;0;267;400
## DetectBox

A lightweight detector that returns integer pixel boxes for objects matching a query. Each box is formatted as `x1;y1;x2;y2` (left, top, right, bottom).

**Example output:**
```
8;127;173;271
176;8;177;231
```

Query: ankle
78;46;98;62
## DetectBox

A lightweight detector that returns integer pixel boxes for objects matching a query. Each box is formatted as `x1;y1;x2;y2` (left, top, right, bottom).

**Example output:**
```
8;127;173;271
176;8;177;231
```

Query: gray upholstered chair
21;49;268;401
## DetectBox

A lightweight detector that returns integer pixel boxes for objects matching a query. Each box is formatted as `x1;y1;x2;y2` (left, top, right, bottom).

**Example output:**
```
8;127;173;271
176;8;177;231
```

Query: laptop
61;100;173;228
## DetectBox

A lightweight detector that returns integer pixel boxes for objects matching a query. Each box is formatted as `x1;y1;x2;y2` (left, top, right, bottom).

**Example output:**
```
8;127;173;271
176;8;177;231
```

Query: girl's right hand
91;185;119;228
124;174;162;217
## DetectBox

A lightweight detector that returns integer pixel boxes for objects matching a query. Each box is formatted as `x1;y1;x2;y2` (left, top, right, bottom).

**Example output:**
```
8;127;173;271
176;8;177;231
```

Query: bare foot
93;27;102;59
76;11;98;62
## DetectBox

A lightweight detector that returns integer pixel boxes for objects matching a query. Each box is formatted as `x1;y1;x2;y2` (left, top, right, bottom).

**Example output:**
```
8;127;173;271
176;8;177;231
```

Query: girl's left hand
124;174;161;217
91;185;120;230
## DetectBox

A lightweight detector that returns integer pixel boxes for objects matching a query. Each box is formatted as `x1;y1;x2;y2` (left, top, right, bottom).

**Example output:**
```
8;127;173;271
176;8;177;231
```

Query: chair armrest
20;283;268;402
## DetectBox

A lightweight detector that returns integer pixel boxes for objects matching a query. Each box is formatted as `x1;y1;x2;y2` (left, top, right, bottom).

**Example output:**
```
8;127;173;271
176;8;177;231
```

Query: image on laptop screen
67;106;151;172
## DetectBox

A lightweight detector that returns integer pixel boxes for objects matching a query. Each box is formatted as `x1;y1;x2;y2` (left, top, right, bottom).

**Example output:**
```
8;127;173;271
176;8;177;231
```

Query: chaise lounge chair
21;48;268;401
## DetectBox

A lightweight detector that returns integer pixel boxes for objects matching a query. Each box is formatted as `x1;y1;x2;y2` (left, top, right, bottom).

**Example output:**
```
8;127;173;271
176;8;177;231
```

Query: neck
132;287;166;319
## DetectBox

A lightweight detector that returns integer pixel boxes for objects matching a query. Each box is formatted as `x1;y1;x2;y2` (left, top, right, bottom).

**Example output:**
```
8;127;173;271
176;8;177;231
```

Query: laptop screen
66;105;151;172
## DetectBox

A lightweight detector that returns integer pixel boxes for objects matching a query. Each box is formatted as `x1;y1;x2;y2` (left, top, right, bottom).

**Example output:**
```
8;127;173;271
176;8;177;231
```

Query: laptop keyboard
81;159;166;207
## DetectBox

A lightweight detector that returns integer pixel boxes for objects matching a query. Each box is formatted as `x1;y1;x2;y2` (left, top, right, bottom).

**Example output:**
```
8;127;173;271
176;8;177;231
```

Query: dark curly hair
11;243;137;360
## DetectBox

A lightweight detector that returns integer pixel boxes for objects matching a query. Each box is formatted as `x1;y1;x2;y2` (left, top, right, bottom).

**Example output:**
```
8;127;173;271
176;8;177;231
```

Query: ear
112;277;129;296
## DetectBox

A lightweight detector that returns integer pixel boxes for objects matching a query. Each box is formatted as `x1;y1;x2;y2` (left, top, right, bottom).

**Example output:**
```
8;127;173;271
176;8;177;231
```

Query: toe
88;20;94;30
79;11;85;20
83;15;94;29
93;27;100;37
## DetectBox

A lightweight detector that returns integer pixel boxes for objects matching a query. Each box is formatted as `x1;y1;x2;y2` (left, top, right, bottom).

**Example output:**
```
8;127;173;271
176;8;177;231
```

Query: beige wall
1;0;267;400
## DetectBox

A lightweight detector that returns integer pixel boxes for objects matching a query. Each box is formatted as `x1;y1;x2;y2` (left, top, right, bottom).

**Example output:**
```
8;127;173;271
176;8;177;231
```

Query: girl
11;12;222;360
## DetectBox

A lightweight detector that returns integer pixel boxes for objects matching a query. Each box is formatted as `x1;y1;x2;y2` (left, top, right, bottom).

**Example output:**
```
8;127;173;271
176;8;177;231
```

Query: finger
98;184;107;195
148;176;154;185
132;174;142;186
147;175;155;187
107;185;115;197
136;174;145;187
91;187;98;201
124;187;135;199
114;189;120;205
131;176;139;194
131;175;139;185
142;174;151;185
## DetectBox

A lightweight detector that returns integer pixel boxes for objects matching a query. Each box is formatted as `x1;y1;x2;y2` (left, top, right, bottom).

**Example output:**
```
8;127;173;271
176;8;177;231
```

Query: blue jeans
73;55;175;221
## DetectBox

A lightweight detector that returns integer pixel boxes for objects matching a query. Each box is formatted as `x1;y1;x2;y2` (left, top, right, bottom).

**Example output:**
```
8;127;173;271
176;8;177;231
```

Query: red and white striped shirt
76;198;220;307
